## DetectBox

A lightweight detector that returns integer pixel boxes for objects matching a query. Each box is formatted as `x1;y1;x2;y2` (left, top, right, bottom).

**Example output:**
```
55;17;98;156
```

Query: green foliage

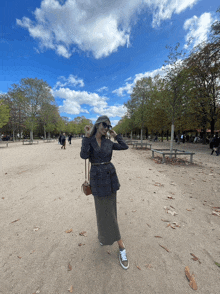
0;97;10;128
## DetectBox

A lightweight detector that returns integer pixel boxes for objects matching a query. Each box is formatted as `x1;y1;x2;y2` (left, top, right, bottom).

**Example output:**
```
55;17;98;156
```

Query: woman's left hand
109;130;117;138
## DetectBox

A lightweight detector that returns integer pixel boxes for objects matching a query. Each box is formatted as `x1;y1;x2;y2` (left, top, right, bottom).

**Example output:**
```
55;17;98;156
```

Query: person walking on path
68;134;73;145
80;115;129;270
61;133;66;149
210;135;219;156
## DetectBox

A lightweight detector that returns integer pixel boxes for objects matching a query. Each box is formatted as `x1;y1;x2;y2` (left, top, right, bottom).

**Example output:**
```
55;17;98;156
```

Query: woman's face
97;120;110;136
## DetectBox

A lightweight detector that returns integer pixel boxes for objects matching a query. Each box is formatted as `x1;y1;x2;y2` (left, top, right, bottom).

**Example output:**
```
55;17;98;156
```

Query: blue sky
1;0;219;126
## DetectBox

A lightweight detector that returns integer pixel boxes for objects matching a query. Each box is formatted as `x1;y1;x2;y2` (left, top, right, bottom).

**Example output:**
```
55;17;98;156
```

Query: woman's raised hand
109;130;117;138
84;125;92;137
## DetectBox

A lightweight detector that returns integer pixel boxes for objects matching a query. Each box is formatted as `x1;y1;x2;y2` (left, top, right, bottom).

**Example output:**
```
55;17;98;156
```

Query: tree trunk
30;130;33;142
131;131;133;140
161;130;164;142
211;118;215;136
166;130;169;141
141;128;143;146
44;125;46;140
170;123;174;157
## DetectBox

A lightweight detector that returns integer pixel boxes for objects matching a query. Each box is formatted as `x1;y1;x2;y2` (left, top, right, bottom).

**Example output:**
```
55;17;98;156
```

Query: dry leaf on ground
164;206;177;216
159;244;169;252
185;266;198;290
10;219;20;224
68;285;74;293
190;253;201;264
65;229;73;233
215;261;220;267
68;263;72;271
33;227;40;231
79;231;87;236
154;236;162;238
78;243;85;246
212;211;220;217
136;265;141;270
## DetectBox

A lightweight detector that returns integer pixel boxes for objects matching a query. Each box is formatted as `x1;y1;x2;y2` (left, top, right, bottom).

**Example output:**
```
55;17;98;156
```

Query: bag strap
85;159;90;181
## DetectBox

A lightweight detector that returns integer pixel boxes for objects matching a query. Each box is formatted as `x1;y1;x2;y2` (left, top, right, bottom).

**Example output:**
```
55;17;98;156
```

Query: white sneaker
119;248;129;270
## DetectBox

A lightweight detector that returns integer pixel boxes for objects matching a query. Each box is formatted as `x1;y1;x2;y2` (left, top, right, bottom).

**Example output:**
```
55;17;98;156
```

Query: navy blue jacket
80;134;129;197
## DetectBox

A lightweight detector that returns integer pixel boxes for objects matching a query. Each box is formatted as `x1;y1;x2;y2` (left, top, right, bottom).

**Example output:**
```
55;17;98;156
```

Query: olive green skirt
93;193;121;246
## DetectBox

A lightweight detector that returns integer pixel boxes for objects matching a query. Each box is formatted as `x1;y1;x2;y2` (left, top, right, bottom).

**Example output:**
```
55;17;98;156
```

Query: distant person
210;135;219;156
58;134;62;145
61;133;66;149
68;134;73;145
154;135;158;142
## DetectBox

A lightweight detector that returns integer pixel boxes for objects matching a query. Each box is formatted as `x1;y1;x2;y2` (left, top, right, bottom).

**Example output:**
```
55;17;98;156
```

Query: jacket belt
91;162;111;166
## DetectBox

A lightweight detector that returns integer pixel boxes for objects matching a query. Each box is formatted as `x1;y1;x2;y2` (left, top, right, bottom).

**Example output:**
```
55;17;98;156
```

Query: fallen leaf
185;266;198;290
132;210;137;212
68;263;72;271
68;285;74;293
10;219;20;224
107;251;111;255
154;236;162;238
17;256;22;259
166;223;171;227
170;205;175;209
33;227;40;231
145;264;153;269
212;211;220;217
78;243;85;246
190;253;198;261
215;261;220;267
2;197;5;199
167;196;175;200
79;231;87;236
65;229;73;233
161;219;170;222
159;244;169;252
136;265;141;270
146;223;151;227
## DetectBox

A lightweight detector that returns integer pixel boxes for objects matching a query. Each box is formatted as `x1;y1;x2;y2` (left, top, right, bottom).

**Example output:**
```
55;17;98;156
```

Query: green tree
0;97;10;135
163;43;188;152
20;78;55;141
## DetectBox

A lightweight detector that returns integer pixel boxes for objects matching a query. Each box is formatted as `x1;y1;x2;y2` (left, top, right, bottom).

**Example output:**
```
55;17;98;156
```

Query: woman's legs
117;239;125;249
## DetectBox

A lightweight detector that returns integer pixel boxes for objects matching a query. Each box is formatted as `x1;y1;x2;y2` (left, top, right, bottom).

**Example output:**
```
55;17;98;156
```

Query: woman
80;115;129;270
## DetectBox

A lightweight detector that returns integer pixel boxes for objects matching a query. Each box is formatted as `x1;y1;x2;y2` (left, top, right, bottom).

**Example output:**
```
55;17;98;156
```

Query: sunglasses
102;122;112;130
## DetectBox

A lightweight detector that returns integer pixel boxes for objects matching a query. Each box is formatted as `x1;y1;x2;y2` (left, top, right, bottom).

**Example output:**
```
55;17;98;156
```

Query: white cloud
53;87;126;117
149;0;199;27
97;86;108;92
54;74;84;89
183;12;213;49
113;66;167;97
17;0;199;59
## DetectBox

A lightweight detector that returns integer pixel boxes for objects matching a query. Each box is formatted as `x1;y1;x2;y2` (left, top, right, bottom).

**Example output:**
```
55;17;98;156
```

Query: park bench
132;142;152;150
43;138;55;143
0;141;9;147
23;140;39;145
151;148;195;164
125;140;138;145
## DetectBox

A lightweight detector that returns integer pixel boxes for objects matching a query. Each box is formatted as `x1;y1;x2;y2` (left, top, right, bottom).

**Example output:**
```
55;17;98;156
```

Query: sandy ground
0;138;220;294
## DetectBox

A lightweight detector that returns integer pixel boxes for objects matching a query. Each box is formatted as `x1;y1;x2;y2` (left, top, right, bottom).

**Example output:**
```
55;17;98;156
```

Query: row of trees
114;8;220;149
0;78;92;140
